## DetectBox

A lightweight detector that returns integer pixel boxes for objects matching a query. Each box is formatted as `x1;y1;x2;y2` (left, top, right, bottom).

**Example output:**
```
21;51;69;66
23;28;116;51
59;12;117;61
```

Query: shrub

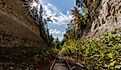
61;33;121;69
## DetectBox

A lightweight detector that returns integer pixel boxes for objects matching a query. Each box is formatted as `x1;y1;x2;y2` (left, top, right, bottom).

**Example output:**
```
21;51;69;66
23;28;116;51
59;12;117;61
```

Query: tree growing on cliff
72;7;82;26
71;7;83;39
70;5;89;39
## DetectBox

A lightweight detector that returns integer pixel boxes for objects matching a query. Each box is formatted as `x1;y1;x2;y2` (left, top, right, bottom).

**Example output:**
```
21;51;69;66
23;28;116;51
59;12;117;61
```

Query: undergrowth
60;33;121;69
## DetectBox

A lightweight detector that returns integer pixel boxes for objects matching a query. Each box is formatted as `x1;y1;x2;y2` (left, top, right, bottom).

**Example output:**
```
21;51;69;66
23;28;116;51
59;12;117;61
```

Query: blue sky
45;0;74;14
39;0;74;41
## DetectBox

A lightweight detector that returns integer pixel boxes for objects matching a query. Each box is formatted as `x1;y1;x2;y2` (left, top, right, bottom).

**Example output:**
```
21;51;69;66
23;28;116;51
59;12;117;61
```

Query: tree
50;34;54;42
72;7;82;26
71;7;83;38
55;37;60;49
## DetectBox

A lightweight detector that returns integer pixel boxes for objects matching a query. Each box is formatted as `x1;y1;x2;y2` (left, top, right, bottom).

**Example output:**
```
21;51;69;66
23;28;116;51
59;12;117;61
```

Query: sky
38;0;74;41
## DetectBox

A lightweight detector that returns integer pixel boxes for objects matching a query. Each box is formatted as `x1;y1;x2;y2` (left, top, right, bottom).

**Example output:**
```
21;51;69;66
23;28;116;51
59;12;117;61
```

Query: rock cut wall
0;0;46;47
83;0;121;38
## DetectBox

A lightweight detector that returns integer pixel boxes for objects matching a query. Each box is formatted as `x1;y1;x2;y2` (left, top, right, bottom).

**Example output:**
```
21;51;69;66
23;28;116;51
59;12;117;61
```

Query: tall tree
71;7;83;38
72;7;82;25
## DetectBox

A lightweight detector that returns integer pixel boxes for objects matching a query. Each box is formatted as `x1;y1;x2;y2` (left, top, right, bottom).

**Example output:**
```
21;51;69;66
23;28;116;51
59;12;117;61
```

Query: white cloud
58;36;63;41
49;29;66;41
37;0;72;41
49;29;61;35
52;35;63;41
62;31;66;34
38;0;72;25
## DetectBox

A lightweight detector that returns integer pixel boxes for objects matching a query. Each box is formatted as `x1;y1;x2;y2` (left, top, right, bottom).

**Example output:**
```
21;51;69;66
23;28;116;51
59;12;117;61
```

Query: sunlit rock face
0;0;46;47
83;0;121;38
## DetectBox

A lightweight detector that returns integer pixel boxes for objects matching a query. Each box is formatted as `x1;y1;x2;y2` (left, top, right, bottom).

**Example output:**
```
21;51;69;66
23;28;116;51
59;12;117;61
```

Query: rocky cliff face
0;0;46;47
84;0;121;38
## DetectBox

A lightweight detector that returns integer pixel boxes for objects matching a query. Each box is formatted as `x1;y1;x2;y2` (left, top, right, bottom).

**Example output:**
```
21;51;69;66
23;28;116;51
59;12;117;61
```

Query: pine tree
71;7;83;38
55;37;60;49
72;7;82;25
50;34;54;42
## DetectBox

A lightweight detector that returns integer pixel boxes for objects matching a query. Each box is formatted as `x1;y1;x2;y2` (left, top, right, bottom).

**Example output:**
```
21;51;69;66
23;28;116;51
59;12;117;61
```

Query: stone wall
0;0;46;47
83;0;121;38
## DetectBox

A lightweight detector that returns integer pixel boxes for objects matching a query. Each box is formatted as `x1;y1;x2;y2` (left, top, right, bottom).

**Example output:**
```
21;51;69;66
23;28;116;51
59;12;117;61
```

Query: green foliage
82;7;89;26
106;53;113;59
60;39;78;56
61;33;121;69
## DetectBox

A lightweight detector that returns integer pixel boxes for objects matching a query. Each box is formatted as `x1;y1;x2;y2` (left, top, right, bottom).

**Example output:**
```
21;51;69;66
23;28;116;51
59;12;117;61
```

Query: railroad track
50;55;71;70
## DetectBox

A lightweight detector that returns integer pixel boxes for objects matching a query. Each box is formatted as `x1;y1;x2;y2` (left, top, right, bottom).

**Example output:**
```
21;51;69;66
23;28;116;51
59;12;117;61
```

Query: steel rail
49;55;71;70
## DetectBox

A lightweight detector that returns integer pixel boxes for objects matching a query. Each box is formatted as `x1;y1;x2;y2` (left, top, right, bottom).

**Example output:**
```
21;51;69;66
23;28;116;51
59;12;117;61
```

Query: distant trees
55;37;60;49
